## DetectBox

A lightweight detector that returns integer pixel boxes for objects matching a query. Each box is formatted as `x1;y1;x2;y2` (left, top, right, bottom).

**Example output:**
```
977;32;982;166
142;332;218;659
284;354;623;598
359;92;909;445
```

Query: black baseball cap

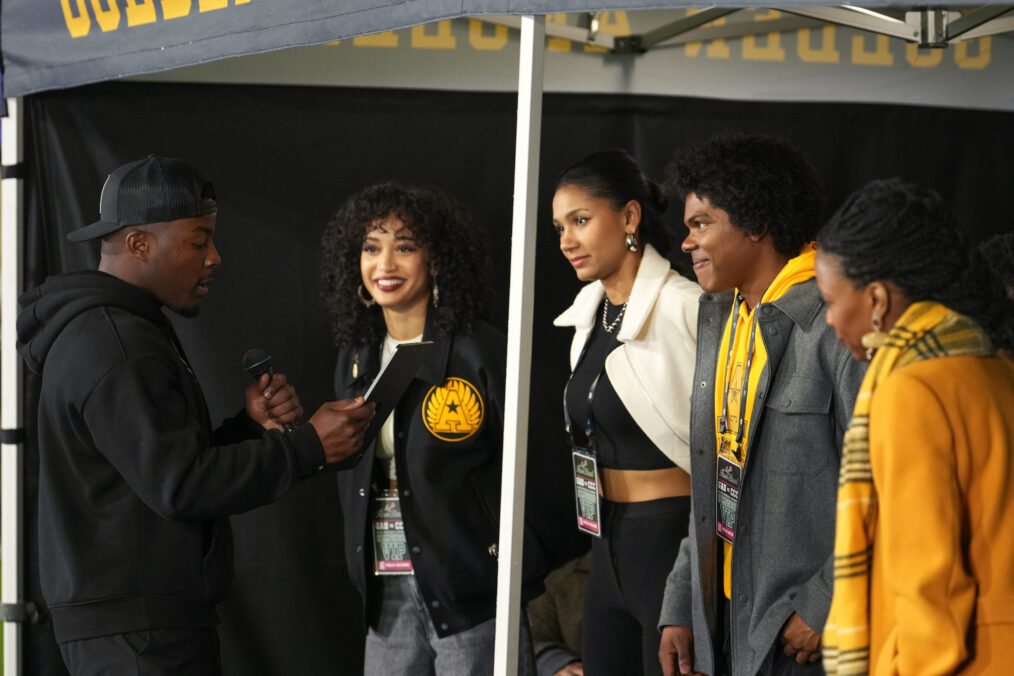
67;155;217;242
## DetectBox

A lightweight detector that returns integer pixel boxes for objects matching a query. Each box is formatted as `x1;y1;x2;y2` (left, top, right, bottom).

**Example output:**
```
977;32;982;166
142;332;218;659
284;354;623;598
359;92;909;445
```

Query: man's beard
167;301;201;318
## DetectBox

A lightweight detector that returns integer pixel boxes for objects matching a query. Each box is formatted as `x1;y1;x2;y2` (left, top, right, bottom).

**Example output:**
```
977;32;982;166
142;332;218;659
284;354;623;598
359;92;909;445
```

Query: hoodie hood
17;270;166;375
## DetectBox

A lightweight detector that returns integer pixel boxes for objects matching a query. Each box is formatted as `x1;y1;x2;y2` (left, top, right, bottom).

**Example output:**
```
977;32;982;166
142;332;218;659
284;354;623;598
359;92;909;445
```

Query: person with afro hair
657;134;865;676
321;181;545;675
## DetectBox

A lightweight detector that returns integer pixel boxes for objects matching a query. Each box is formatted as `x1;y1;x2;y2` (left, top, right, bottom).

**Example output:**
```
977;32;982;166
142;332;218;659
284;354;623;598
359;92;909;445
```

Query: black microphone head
242;348;272;379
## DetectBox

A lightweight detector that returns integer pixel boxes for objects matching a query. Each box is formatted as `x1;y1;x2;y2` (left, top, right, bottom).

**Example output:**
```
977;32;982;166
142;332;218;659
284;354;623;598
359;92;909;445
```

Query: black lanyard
563;360;604;456
718;294;759;462
563;299;620;455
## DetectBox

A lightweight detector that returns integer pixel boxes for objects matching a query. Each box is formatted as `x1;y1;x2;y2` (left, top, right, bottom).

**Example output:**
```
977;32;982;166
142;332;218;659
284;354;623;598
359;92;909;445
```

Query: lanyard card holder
715;294;757;546
716;455;743;544
572;447;602;537
372;490;414;575
565;370;604;538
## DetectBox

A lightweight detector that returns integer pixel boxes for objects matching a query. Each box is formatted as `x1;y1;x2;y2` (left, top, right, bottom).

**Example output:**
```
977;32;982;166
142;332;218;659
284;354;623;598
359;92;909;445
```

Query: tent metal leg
2;95;26;676
494;14;544;676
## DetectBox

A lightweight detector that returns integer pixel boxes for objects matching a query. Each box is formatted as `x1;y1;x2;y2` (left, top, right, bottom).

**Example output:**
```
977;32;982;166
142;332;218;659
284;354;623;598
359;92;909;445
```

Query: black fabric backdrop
19;81;1014;675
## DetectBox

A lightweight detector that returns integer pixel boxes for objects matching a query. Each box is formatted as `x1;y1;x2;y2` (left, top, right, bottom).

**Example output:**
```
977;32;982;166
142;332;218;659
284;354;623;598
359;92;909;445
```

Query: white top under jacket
553;244;702;474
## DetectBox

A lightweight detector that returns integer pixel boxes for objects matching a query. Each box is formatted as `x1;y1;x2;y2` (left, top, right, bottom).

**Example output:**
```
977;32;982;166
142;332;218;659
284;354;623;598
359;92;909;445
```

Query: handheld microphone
242;348;297;432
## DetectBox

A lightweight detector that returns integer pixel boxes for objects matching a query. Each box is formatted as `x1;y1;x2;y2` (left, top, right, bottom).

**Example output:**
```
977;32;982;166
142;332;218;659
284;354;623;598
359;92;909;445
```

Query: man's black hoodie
17;270;325;643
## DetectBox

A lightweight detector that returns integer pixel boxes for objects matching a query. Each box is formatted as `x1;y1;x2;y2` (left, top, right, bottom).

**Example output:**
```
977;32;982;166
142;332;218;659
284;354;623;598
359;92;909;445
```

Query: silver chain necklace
601;297;628;333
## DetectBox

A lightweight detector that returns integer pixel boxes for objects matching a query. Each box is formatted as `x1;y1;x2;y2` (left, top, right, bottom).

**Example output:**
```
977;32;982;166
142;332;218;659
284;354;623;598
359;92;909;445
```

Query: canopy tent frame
494;17;545;674
960;10;1014;38
3;3;1013;97
1;96;27;676
781;5;1014;45
484;6;1014;52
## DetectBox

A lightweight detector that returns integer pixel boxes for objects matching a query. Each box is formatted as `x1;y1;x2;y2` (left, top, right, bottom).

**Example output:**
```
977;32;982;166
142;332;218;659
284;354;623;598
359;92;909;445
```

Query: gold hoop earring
861;314;888;361
357;284;375;308
625;232;639;252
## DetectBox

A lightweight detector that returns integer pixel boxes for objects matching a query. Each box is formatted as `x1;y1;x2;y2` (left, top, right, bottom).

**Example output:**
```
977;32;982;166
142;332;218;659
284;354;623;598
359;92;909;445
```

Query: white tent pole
494;14;545;676
2;96;26;676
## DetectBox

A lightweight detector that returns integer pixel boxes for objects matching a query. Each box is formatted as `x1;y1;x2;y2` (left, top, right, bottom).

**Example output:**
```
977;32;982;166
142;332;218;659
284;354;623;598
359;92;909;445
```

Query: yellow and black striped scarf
823;301;993;675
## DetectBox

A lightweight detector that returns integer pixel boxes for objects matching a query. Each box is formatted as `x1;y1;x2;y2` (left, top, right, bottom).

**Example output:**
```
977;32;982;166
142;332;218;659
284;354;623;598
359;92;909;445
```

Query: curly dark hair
817;177;1014;352
320;181;492;348
663;132;823;258
981;231;1014;300
556;149;671;256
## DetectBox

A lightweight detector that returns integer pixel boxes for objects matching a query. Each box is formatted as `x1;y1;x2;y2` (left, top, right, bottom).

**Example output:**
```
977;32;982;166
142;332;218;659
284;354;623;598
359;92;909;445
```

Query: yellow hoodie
714;245;817;599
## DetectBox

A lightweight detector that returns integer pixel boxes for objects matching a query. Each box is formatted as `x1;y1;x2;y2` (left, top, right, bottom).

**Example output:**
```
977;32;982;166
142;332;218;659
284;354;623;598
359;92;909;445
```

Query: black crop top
564;299;676;471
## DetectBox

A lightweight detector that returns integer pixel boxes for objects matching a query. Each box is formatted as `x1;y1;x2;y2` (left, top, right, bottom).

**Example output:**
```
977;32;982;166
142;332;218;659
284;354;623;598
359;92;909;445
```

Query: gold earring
861;314;888;361
357;284;375;308
625;232;638;252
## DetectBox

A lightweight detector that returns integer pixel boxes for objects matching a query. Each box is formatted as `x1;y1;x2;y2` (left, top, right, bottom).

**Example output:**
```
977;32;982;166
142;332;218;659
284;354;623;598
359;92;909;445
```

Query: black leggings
581;496;691;676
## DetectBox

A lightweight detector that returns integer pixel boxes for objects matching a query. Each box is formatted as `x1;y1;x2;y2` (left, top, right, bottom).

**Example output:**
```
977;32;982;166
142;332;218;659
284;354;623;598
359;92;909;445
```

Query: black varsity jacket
334;315;549;637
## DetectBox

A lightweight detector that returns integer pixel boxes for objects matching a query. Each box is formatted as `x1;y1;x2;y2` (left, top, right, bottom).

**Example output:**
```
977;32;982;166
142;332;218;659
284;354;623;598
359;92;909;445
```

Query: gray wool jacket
658;279;865;676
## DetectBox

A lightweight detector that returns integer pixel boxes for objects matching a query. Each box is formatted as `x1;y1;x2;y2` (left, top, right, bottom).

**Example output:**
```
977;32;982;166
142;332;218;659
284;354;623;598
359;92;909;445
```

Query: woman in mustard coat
815;178;1014;675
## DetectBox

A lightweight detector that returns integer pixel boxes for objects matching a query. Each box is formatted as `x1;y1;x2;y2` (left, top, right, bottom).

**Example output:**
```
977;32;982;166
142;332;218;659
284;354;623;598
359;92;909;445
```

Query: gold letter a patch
422;377;484;441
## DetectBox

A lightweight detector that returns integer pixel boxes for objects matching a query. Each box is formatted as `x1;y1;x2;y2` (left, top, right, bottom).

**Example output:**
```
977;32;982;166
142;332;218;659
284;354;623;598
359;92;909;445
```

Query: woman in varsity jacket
321;181;546;675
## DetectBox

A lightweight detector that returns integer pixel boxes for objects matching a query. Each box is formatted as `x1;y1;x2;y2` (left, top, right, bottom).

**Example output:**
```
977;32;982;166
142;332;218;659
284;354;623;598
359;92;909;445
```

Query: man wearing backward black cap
17;155;375;674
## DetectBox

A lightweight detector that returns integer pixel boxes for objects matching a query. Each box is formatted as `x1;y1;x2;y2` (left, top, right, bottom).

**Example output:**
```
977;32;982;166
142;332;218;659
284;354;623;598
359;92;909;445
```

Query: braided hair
320;181;492;348
555;149;671;256
663;132;823;258
817;177;1014;351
